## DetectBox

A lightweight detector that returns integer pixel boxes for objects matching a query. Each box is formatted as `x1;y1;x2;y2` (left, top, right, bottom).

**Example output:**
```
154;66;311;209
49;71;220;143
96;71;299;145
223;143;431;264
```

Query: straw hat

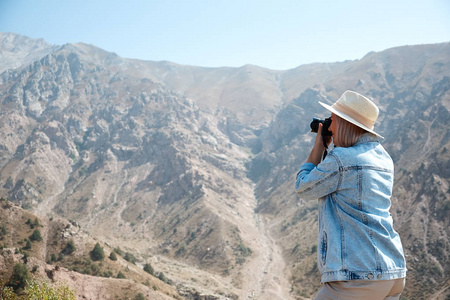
319;90;383;138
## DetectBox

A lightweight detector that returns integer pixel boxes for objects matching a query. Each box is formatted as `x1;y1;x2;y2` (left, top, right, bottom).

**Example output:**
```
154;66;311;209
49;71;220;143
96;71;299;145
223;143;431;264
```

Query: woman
295;90;407;300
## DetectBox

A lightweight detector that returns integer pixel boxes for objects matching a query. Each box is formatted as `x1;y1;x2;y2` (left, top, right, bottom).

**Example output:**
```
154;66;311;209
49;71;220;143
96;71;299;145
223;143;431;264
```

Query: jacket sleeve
295;154;340;200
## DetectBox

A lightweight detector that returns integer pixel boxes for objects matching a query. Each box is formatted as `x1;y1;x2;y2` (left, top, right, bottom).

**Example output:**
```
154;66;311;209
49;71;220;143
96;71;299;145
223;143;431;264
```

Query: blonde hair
333;114;367;147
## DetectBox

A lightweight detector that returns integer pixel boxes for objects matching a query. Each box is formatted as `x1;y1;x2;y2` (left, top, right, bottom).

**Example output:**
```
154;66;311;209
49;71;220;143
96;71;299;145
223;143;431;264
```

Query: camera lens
310;118;321;133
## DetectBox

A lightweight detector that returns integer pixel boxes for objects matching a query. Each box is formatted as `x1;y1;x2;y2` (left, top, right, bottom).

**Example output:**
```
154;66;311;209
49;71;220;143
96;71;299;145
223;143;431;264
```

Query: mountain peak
0;32;57;73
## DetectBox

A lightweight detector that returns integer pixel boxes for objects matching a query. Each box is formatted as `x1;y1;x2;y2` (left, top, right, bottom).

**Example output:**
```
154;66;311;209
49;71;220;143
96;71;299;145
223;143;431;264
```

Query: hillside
0;197;180;299
0;32;449;299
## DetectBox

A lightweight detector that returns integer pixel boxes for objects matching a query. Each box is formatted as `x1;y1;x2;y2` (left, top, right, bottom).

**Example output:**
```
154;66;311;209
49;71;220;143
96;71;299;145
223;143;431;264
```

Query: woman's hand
307;123;330;166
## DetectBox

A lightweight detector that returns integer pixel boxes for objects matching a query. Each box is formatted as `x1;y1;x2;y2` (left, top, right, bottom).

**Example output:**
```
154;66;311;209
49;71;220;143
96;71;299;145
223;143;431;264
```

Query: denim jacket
295;134;406;283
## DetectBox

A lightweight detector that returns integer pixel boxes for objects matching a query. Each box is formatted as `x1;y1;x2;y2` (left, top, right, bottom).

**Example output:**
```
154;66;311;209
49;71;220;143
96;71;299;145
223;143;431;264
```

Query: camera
310;117;332;137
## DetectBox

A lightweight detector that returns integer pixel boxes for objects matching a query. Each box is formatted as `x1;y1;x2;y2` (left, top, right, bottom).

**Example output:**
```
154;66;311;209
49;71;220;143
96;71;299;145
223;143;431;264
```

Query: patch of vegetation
23;239;32;250
0;224;8;239
7;263;29;291
29;229;42;242
157;272;168;283
61;239;76;255
143;263;154;275
90;243;105;261
113;247;123;256
70;257;104;276
26;280;76;299
109;251;117;261
1;278;76;299
117;271;126;279
134;293;146;300
25;217;40;229
123;252;136;264
238;243;252;257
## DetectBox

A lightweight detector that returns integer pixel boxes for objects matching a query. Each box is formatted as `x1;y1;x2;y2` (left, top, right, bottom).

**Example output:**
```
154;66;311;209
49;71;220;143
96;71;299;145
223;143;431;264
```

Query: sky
1;0;449;70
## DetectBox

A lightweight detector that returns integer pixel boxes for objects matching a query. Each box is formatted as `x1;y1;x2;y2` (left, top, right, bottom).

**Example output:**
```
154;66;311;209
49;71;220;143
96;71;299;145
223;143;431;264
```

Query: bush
90;243;105;261
117;271;126;279
157;272;168;283
23;239;32;250
26;218;39;229
1;224;7;236
101;270;113;278
8;263;29;291
113;247;123;256
90;263;100;275
238;243;252;256
134;293;146;300
124;252;136;264
0;279;16;299
109;251;117;261
29;229;42;242
61;240;76;255
143;263;154;275
25;280;76;299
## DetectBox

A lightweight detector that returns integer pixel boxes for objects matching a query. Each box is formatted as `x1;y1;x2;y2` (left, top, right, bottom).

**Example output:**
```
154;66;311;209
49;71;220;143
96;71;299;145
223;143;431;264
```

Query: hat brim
318;101;384;138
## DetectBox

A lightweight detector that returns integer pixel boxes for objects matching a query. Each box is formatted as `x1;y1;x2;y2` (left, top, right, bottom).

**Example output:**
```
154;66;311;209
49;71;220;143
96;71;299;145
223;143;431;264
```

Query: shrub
102;270;113;278
157;272;168;283
8;263;29;291
90;243;105;261
134;293;146;300
25;280;76;299
117;271;126;279
23;239;32;250
29;229;42;242
113;247;123;256
143;263;154;275
22;252;29;263
0;279;15;300
109;251;117;261
1;224;8;237
238;243;252;256
124;252;136;264
61;240;76;255
90;263;99;275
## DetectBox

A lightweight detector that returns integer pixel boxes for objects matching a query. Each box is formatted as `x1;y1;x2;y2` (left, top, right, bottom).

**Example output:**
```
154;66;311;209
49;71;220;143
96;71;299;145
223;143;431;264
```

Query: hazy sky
1;0;449;70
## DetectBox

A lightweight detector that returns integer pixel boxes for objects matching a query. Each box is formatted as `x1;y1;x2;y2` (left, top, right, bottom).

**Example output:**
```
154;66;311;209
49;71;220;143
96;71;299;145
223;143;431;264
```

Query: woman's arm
295;124;338;199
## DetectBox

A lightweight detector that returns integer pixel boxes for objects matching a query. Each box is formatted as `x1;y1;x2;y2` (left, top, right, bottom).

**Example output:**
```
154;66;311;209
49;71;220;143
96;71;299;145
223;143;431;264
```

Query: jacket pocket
321;231;328;265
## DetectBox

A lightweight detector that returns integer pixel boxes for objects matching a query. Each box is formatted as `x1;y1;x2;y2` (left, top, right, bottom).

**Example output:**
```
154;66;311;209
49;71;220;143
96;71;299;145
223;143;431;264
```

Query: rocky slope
0;198;179;299
0;32;449;299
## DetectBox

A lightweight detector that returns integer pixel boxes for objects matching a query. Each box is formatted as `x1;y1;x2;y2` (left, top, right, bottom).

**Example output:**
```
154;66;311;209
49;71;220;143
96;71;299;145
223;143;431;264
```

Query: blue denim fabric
295;134;407;283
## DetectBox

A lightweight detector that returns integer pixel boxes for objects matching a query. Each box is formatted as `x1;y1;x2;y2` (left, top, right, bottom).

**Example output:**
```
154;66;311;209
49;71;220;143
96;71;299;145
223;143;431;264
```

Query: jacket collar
354;133;379;146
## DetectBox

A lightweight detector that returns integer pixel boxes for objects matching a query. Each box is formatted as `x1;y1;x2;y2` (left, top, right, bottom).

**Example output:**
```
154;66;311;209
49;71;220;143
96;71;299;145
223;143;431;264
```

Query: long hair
333;114;367;147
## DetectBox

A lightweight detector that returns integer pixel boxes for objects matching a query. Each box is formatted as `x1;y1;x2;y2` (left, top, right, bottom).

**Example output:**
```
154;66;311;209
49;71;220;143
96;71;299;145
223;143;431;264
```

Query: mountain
0;32;449;299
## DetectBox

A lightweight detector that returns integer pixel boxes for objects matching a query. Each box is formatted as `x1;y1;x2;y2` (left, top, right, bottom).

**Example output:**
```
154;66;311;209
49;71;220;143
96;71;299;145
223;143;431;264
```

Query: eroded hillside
0;197;179;299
